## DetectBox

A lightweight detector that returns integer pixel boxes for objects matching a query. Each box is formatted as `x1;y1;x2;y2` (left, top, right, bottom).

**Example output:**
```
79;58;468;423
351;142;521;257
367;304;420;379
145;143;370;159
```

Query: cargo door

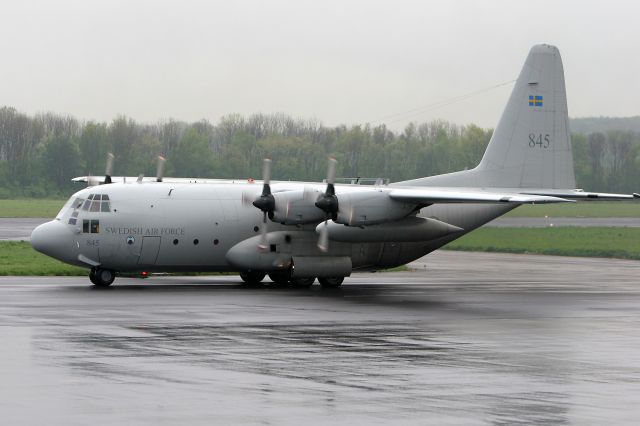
138;236;161;265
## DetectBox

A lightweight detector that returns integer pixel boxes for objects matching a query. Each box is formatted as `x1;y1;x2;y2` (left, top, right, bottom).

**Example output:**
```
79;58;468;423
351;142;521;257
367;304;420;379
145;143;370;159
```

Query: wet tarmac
1;251;639;425
0;218;48;240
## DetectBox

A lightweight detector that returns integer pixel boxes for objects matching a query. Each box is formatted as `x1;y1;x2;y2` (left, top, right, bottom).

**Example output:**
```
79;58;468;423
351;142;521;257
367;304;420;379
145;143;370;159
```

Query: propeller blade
262;158;272;185
87;175;99;187
259;212;269;251
317;220;329;253
250;157;276;250
104;153;114;184
315;157;339;219
253;158;275;213
242;191;258;206
326;157;337;185
303;186;320;202
156;155;166;182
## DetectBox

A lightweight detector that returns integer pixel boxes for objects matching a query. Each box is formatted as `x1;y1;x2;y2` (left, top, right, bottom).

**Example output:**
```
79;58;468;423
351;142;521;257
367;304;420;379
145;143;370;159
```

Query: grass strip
0;199;66;218
0;241;86;276
444;227;640;260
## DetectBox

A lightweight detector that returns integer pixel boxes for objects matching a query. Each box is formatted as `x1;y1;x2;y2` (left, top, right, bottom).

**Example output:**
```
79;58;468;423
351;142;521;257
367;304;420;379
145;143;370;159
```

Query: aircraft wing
388;188;573;205
519;190;640;201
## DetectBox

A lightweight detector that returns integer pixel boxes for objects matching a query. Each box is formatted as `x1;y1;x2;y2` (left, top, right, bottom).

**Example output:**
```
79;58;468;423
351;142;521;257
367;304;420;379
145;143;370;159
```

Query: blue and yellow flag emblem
529;95;543;107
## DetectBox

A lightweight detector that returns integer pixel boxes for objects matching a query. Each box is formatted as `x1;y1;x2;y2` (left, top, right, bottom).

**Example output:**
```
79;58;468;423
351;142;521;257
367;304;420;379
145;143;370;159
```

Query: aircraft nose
31;220;74;260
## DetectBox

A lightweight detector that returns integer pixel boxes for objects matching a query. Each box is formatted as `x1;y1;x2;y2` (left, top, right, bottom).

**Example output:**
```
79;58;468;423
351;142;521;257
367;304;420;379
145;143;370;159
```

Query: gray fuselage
33;180;514;273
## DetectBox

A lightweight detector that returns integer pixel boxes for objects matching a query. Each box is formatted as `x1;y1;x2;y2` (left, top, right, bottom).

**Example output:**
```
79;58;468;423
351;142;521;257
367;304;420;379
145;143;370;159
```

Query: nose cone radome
31;220;74;262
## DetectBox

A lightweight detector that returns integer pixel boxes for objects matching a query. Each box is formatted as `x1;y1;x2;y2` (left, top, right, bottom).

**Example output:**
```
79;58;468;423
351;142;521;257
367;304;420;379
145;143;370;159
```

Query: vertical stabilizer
476;44;575;189
402;44;576;190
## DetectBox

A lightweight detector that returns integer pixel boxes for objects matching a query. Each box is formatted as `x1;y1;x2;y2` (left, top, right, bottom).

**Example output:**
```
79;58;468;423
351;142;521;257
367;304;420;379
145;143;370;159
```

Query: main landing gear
318;277;344;288
90;267;116;287
268;270;317;288
240;270;344;288
239;271;266;285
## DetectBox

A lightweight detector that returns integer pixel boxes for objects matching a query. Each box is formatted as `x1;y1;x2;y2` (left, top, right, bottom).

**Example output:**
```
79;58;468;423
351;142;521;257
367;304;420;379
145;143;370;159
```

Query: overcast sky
1;0;638;129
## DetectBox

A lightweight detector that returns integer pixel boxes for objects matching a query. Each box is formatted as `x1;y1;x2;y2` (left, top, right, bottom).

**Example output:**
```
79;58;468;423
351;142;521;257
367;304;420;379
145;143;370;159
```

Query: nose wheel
90;267;116;287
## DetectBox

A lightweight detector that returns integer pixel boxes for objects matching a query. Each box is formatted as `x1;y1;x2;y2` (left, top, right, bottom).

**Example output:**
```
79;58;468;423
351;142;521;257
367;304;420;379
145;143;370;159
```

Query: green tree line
0;106;638;197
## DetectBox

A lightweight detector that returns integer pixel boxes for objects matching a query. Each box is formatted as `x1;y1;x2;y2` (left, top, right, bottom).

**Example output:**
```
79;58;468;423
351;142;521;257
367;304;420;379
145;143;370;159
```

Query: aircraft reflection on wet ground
0;251;639;425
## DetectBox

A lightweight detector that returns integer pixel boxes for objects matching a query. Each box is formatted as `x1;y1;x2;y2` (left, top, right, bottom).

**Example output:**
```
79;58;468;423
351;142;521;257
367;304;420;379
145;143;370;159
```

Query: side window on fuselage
82;219;100;233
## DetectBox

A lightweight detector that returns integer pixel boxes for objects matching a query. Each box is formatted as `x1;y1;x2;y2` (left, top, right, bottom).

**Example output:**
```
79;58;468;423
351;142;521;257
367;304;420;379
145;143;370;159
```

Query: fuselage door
138;236;161;265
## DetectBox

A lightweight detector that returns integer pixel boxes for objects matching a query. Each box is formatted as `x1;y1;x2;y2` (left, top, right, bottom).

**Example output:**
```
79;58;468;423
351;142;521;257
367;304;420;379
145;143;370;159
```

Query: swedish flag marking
529;95;543;107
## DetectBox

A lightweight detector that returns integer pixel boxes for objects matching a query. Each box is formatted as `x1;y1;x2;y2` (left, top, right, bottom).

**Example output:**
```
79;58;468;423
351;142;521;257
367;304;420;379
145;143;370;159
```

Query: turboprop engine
332;190;416;226
270;189;326;225
316;216;463;243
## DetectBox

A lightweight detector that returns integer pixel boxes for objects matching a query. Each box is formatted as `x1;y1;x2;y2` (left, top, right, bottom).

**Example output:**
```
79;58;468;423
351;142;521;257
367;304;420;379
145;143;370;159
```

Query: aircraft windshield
56;193;112;222
55;197;76;220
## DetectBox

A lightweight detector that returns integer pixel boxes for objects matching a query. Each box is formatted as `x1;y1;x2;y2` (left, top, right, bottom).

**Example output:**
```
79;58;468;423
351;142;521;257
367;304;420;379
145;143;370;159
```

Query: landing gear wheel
240;271;266;285
92;268;115;287
318;277;344;288
290;277;315;288
89;268;97;285
268;270;291;286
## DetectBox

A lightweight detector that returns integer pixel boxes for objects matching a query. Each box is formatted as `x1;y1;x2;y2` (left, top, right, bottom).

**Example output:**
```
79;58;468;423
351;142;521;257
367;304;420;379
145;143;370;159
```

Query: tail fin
405;44;576;190
477;44;575;189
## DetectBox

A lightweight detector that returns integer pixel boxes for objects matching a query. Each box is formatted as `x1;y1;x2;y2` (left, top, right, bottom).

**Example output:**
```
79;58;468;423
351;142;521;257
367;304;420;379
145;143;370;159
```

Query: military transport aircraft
31;44;638;287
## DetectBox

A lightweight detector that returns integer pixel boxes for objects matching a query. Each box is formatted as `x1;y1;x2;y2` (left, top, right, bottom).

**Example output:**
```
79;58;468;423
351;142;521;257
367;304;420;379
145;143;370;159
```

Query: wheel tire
240;271;266;285
318;277;344;288
268;270;291;286
89;268;97;285
290;277;315;288
93;268;116;287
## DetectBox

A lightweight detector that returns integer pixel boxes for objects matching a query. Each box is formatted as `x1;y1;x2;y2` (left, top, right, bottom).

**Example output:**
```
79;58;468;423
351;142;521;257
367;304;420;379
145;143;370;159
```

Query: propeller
104;153;114;184
315;157;339;252
87;152;115;186
252;158;275;250
156;155;166;182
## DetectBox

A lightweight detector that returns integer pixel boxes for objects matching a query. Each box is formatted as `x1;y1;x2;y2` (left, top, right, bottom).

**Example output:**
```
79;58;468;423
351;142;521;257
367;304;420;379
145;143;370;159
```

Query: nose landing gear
89;267;116;287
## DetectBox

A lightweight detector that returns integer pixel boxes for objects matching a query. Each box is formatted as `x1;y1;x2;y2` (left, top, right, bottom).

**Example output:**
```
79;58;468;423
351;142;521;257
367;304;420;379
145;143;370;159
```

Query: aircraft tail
403;44;576;189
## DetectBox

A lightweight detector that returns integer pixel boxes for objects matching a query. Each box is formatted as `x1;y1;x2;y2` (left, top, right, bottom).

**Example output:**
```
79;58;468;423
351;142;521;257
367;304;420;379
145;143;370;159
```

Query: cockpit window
55;197;76;220
79;194;111;213
68;211;79;225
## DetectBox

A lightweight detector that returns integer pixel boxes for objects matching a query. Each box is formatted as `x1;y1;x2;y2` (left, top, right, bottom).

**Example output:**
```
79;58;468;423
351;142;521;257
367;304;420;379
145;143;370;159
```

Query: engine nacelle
271;189;326;225
335;190;415;226
316;216;463;243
